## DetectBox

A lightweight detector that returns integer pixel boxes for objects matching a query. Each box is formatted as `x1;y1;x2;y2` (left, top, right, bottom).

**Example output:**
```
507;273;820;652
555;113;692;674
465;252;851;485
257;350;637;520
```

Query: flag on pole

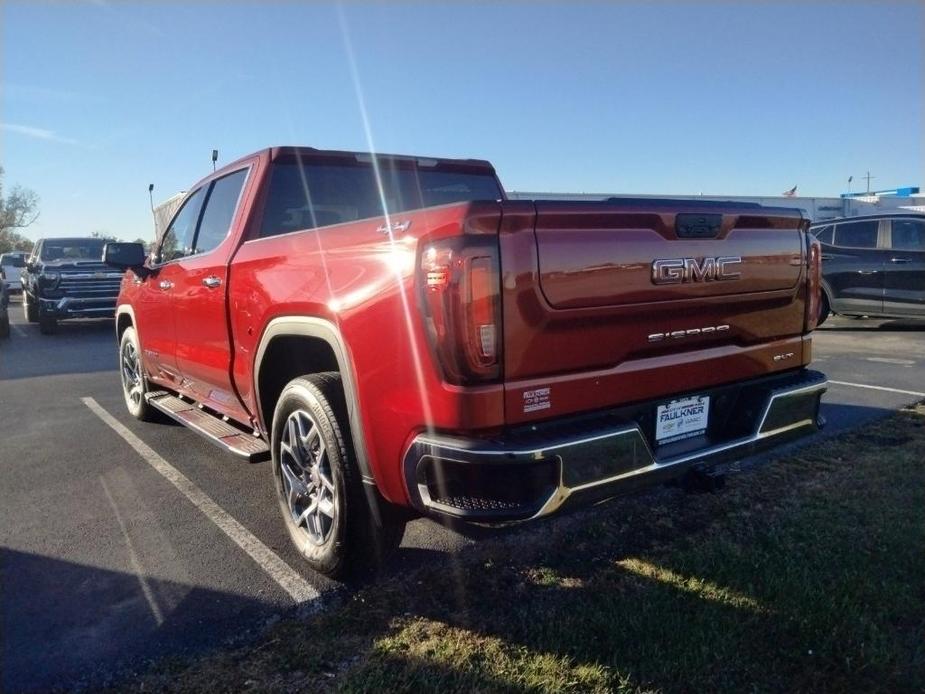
782;185;797;197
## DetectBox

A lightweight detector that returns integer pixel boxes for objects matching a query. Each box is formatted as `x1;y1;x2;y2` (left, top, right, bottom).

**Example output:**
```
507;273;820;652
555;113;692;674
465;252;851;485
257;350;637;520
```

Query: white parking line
100;476;165;625
828;380;925;398
82;397;320;605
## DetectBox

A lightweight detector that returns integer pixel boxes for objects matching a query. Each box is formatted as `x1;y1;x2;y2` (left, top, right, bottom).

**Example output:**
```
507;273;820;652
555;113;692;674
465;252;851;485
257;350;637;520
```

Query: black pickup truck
21;237;124;334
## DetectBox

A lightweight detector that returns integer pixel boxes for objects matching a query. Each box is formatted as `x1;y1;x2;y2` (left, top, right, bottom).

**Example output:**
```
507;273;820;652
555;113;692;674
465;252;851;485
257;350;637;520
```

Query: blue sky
2;1;922;241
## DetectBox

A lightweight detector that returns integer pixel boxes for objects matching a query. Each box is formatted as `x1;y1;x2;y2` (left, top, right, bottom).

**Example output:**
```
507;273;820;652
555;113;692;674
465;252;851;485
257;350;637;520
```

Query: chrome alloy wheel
278;409;337;545
120;339;143;408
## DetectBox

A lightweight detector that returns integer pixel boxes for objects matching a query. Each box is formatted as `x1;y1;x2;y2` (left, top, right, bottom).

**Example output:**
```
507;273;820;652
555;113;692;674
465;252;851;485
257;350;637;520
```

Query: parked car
811;213;925;324
0;251;27;295
0;280;10;339
105;146;827;577
21;237;124;334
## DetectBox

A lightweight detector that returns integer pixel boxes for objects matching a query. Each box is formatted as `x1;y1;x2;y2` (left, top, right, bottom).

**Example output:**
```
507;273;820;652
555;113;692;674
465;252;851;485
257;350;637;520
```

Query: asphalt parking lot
1;299;924;692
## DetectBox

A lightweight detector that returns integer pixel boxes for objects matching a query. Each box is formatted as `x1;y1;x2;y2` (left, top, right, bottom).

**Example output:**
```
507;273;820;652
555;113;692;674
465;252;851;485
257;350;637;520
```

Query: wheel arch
253;317;375;486
115;304;137;342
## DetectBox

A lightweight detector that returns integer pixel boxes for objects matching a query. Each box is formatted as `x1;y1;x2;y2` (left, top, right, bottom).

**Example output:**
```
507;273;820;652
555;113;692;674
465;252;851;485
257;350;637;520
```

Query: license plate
655;395;710;444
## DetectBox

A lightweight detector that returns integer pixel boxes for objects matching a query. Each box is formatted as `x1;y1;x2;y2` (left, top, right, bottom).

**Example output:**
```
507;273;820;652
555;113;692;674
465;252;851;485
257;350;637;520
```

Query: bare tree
0;167;40;254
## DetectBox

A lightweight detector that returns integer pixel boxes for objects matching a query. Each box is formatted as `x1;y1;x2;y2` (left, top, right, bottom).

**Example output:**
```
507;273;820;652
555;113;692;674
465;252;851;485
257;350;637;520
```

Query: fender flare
115;304;150;376
253;316;376;486
115;304;138;340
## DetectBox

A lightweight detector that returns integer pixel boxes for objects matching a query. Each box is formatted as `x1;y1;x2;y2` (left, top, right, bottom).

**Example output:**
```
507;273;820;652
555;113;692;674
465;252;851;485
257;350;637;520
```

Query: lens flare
337;4;436;433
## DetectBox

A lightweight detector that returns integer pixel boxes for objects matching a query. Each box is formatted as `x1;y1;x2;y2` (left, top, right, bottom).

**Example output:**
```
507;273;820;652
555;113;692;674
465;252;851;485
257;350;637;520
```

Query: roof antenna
212;149;218;172
148;183;155;212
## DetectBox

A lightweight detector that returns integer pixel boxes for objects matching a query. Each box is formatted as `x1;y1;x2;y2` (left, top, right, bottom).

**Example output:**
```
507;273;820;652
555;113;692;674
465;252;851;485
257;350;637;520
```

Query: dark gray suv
811;213;925;324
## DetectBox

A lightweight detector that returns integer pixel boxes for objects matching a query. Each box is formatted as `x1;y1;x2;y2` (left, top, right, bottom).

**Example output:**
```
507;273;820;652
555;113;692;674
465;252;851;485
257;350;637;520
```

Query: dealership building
509;186;924;222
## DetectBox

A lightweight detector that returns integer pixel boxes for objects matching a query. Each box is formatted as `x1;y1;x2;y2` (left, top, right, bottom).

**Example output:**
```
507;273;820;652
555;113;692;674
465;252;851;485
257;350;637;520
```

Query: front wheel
0;311;9;339
271;373;404;578
119;326;156;421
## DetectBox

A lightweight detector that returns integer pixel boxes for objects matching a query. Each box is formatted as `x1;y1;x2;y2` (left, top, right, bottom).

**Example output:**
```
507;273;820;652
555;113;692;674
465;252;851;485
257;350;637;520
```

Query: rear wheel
271;373;404;578
23;292;38;323
119;326;156;421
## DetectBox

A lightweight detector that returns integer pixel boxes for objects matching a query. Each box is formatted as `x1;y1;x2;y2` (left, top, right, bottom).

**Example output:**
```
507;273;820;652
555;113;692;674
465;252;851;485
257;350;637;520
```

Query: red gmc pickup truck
105;146;827;577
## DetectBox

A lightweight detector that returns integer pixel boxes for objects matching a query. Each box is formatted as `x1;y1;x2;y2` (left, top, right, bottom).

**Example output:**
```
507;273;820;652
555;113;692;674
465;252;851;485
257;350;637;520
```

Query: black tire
271;372;405;578
0;311;10;339
23;292;38;323
119;326;156;421
817;292;831;327
38;315;58;335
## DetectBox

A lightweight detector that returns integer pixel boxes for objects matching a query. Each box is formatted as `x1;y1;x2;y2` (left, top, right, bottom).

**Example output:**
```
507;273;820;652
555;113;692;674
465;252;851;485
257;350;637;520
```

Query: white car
0;252;27;295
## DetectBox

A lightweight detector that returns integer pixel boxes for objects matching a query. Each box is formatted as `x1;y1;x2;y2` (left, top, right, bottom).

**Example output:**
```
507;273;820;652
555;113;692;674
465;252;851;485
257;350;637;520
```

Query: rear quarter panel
229;202;505;504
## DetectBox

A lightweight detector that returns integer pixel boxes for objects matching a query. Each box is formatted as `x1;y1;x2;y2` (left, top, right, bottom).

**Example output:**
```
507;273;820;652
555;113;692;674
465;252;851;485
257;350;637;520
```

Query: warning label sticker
523;387;551;413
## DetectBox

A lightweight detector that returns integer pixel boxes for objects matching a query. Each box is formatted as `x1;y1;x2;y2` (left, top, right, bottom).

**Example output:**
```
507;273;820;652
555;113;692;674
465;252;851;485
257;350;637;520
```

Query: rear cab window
834;219;879;249
258;155;503;239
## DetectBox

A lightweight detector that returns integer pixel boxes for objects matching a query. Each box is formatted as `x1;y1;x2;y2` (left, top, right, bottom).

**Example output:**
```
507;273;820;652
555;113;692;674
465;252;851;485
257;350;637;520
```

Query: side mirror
103;242;147;271
26;261;36;273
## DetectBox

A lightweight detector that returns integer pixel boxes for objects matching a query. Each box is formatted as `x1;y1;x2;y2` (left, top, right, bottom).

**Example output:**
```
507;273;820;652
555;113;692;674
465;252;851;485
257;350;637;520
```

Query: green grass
118;404;925;693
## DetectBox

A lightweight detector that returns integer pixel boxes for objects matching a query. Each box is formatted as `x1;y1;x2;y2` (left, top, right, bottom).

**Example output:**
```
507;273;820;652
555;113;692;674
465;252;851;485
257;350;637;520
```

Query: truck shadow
0;548;281;693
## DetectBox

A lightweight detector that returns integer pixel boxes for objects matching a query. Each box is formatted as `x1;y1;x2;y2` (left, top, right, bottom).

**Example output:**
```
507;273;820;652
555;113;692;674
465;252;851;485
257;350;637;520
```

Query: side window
890;219;925;252
834;220;878;249
194;169;248;255
812;225;833;245
158;188;205;263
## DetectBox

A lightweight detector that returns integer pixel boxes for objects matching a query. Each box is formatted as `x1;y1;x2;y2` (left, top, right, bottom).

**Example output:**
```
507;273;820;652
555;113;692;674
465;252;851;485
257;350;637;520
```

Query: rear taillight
420;240;502;384
805;236;822;331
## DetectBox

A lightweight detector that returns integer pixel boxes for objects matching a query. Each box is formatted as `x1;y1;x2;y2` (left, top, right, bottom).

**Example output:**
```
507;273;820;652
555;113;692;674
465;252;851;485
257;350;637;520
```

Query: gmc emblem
651;256;743;285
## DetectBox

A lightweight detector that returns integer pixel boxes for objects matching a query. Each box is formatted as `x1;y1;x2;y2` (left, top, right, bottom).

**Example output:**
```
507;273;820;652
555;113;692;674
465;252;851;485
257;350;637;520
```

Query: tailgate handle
676;213;722;239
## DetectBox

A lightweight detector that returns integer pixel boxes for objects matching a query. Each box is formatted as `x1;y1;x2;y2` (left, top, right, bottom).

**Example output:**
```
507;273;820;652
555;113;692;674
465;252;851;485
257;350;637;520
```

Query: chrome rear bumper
403;369;827;523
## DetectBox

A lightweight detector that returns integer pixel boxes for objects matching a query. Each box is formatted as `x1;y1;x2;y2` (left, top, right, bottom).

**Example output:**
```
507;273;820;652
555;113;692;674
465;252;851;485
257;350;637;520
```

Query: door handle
202;276;222;289
890;257;911;264
159;279;174;290
856;270;879;275
821;254;833;260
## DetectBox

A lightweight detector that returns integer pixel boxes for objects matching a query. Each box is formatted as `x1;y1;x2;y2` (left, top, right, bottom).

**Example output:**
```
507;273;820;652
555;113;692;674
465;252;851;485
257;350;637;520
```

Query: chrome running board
145;391;270;463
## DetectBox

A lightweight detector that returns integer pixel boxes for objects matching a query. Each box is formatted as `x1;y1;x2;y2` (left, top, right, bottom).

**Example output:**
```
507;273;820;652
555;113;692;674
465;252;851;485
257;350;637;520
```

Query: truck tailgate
499;199;811;424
